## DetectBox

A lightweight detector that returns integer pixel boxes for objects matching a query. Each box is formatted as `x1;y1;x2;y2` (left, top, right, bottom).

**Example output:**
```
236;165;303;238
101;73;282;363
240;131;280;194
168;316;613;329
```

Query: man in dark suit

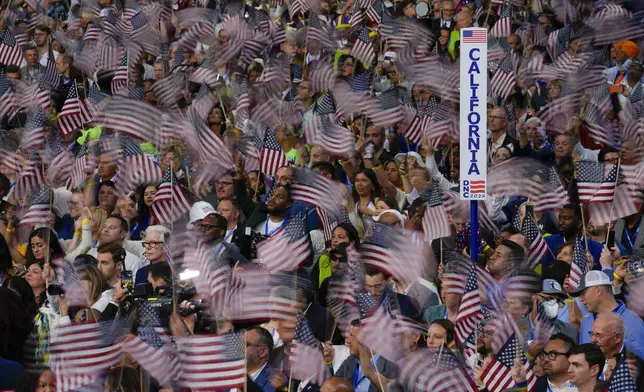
333;320;398;392
488;106;519;165
363;267;421;321
427;0;456;35
246;327;275;392
217;199;252;260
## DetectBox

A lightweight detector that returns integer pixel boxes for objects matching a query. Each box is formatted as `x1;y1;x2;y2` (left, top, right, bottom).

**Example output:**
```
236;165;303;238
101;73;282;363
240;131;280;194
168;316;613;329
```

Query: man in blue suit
246;326;275;392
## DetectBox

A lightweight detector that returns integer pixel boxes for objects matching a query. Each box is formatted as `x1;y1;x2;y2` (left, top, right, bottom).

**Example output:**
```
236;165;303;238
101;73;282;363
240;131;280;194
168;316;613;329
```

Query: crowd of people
0;0;644;390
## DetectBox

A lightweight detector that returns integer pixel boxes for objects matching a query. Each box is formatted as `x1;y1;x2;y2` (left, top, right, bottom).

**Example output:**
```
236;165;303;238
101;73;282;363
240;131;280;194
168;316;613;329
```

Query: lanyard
352;355;380;387
130;222;139;238
614;69;626;84
265;216;287;236
216;230;236;255
624;225;640;250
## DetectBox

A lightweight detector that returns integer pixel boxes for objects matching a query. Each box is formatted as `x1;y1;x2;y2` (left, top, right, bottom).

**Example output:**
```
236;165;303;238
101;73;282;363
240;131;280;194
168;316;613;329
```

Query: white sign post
459;28;488;201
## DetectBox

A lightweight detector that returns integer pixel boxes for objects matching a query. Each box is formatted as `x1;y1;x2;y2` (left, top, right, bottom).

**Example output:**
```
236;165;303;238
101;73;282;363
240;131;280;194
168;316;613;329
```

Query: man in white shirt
87;216;143;276
33;25;60;67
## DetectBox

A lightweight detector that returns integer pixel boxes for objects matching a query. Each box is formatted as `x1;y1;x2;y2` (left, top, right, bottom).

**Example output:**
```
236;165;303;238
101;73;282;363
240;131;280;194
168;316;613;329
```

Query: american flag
421;185;451;242
151;169;191;224
111;54;128;95
260;128;288;176
121;336;179;386
22;108;45;151
42;49;60;89
307;13;331;47
70;142;96;189
305;112;353;155
290;313;330;386
360;224;426;286
568;235;588;290
82;81;107;123
589;181;639;226
50;322;123;392
13;159;44;199
0;72;16;121
224;268;300;322
351;25;375;66
462;29;487;44
576;162;618;203
0;28;24;66
362;87;403;128
608;357;638;391
47;150;74;187
534;168;569;212
400;349;477;392
546;25;572;62
346;70;373;92
176;332;247;390
360;300;406;363
454;263;483;345
19;185;51;227
489;17;512;38
365;0;382;24
521;213;548;269
256;212;311;271
291;167;344;215
15;79;51;114
308;59;335;93
98;97;166;144
405;98;436;144
491;54;517;100
116;135;162;195
349;0;364;33
189;108;234;167
58;83;86;135
482;332;532;392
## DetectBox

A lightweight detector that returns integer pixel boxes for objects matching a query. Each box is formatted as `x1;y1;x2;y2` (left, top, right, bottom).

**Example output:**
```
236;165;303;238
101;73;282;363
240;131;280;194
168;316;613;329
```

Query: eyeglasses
216;181;233;187
588;331;617;340
489;115;507;121
143;241;164;248
538;351;568;360
198;223;218;231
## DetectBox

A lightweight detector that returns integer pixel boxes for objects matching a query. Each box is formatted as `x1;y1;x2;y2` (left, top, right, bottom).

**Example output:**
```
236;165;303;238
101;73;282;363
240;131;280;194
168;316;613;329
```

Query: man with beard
543;204;603;267
248;185;293;238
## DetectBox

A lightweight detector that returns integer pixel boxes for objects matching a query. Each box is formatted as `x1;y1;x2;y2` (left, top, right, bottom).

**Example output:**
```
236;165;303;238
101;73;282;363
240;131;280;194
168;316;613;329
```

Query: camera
47;284;65;296
129;283;201;321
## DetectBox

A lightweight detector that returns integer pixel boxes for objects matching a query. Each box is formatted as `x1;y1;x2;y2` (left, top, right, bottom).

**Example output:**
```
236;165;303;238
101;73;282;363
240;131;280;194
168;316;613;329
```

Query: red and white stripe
151;182;191;224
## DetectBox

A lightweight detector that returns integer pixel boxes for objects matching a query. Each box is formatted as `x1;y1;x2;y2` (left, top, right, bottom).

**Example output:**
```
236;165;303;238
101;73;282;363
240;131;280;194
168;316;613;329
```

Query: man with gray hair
589;313;625;378
487;106;518;164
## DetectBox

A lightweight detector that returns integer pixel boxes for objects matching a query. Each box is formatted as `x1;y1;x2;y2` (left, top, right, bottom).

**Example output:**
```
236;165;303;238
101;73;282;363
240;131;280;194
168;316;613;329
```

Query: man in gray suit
614;211;644;258
333;320;399;392
20;45;44;84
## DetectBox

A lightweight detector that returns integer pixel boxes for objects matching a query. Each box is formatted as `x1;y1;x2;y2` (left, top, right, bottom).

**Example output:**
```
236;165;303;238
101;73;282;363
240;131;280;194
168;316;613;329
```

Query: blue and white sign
459;28;487;201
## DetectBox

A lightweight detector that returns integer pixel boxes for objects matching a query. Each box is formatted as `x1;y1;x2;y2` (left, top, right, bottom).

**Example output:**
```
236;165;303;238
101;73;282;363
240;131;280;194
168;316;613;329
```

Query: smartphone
121;270;133;290
525;205;534;219
607;231;616;249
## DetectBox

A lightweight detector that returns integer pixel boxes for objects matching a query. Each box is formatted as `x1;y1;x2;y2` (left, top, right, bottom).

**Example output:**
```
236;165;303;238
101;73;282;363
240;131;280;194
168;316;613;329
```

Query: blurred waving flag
454;263;483;345
521;213;548;269
351;25;375;65
22;109;46;151
58;84;86;135
400;349;477;392
176;332;247;390
256;212;311;271
483;332;536;392
421;185;451;241
0;72;16;121
608;357;638;391
151;169;191;224
568;235;588;290
291;167;344;215
19;185;51;227
290;313;330;386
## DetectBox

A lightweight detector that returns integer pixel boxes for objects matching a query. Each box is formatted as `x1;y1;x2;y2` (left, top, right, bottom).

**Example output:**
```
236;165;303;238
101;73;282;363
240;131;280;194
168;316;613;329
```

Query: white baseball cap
570;270;611;296
189;201;216;224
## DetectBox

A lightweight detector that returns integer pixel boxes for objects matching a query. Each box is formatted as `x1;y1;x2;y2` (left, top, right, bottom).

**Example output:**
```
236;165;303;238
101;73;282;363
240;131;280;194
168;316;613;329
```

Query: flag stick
604;158;621;244
368;348;386;392
579;203;589;251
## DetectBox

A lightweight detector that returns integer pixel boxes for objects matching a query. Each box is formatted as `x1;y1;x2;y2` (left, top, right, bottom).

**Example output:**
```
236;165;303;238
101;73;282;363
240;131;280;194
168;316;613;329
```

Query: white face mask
541;300;559;319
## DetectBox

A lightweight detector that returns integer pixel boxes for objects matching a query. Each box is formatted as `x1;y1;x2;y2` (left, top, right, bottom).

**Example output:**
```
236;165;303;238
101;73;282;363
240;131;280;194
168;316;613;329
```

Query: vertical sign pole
459;28;488;265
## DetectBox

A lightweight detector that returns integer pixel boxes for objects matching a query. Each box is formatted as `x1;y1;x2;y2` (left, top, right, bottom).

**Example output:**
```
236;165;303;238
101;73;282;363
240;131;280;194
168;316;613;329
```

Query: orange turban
615;40;640;60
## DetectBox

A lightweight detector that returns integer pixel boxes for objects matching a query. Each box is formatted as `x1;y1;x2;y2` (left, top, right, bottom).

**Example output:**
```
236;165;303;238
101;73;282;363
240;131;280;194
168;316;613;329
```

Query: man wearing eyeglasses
533;333;576;392
487;107;518;165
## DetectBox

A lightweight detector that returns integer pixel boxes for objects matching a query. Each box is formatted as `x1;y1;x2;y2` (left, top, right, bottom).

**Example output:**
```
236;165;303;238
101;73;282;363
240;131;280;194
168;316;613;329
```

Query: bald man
320;378;355;392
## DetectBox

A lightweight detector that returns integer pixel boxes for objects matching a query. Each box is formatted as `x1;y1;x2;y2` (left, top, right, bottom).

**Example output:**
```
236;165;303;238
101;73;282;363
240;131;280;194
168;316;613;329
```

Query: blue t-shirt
543;234;603;268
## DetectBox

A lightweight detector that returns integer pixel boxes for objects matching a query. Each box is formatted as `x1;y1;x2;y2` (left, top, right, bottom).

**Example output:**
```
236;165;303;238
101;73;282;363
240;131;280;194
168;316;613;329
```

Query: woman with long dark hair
350;169;382;239
26;228;65;265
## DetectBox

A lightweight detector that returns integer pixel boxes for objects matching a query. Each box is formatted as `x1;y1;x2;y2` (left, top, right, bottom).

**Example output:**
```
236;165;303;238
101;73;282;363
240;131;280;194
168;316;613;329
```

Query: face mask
541;299;559;319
